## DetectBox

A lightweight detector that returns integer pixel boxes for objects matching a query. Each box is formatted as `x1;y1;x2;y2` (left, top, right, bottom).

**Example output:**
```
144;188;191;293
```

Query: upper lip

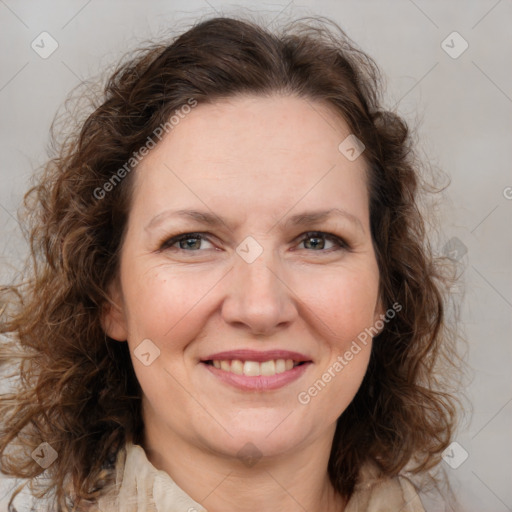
201;349;312;363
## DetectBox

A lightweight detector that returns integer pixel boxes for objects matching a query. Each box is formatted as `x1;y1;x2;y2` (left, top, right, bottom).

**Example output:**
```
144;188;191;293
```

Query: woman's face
104;94;383;460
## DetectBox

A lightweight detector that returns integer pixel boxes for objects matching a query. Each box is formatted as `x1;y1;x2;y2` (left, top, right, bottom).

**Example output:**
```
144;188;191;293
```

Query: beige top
89;442;425;512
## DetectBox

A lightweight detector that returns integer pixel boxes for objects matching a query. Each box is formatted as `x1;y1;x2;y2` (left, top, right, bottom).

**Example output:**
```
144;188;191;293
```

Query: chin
195;413;314;461
209;433;303;462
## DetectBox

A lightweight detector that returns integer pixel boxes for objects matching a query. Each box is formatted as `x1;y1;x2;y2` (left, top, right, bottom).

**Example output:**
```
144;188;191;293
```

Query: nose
220;242;297;336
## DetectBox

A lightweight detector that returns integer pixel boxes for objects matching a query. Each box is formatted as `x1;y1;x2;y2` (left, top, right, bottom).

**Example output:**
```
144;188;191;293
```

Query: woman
0;14;463;512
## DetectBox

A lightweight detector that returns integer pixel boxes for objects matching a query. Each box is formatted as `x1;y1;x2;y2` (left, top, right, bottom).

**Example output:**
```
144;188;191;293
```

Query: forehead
139;93;361;169
164;94;355;158
131;94;370;229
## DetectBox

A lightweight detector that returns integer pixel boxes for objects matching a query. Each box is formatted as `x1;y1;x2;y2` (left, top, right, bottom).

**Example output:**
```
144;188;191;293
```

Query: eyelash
158;231;350;254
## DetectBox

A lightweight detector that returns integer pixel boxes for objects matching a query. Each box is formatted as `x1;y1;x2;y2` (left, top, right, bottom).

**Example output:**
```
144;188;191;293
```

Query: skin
103;94;384;512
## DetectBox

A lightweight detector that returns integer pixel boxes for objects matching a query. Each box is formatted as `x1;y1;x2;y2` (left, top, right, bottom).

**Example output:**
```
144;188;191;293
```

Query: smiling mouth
202;359;307;377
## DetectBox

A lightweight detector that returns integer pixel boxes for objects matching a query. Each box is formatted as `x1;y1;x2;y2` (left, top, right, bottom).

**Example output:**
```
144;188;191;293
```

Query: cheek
296;264;380;341
293;266;378;403
121;263;210;342
298;272;376;418
121;254;380;348
331;280;379;340
120;266;209;400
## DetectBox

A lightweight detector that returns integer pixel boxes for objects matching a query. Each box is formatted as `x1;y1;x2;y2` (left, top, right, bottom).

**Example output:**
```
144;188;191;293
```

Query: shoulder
344;461;426;512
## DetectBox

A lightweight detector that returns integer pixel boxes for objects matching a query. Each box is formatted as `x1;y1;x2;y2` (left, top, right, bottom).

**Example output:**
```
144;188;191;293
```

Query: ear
101;280;128;342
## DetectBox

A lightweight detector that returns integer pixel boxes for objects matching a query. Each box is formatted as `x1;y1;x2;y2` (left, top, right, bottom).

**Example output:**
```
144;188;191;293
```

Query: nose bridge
235;234;283;299
221;234;295;333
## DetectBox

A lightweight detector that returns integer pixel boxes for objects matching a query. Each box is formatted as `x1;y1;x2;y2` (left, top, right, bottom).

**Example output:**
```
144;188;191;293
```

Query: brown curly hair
0;13;464;511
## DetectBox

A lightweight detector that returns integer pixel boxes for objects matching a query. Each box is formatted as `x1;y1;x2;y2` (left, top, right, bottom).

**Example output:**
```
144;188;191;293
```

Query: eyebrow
145;207;365;234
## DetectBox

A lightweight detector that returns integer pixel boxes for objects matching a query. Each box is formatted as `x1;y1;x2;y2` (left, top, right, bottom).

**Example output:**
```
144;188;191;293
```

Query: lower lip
201;362;312;391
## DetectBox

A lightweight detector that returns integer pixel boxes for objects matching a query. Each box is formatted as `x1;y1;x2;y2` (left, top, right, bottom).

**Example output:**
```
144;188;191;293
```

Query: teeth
275;359;286;373
230;359;243;375
210;358;301;377
243;361;260;376
260;360;275;376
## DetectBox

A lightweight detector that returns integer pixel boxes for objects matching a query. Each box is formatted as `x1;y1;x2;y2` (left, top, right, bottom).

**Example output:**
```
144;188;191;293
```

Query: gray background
1;1;511;511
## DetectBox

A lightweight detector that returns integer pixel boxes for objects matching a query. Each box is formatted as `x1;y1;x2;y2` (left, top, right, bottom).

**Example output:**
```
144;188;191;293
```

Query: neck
142;421;346;512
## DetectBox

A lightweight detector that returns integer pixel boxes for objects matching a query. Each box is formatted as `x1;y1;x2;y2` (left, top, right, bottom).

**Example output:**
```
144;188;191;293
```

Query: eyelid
157;232;213;252
157;230;351;253
296;231;351;251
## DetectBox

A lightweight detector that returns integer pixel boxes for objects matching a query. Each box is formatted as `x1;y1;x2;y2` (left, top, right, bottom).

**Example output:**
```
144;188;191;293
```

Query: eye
296;231;350;252
159;232;215;252
158;231;350;254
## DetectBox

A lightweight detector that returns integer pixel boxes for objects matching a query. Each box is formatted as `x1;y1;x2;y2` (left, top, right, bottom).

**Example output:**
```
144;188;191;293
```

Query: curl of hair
0;13;466;511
